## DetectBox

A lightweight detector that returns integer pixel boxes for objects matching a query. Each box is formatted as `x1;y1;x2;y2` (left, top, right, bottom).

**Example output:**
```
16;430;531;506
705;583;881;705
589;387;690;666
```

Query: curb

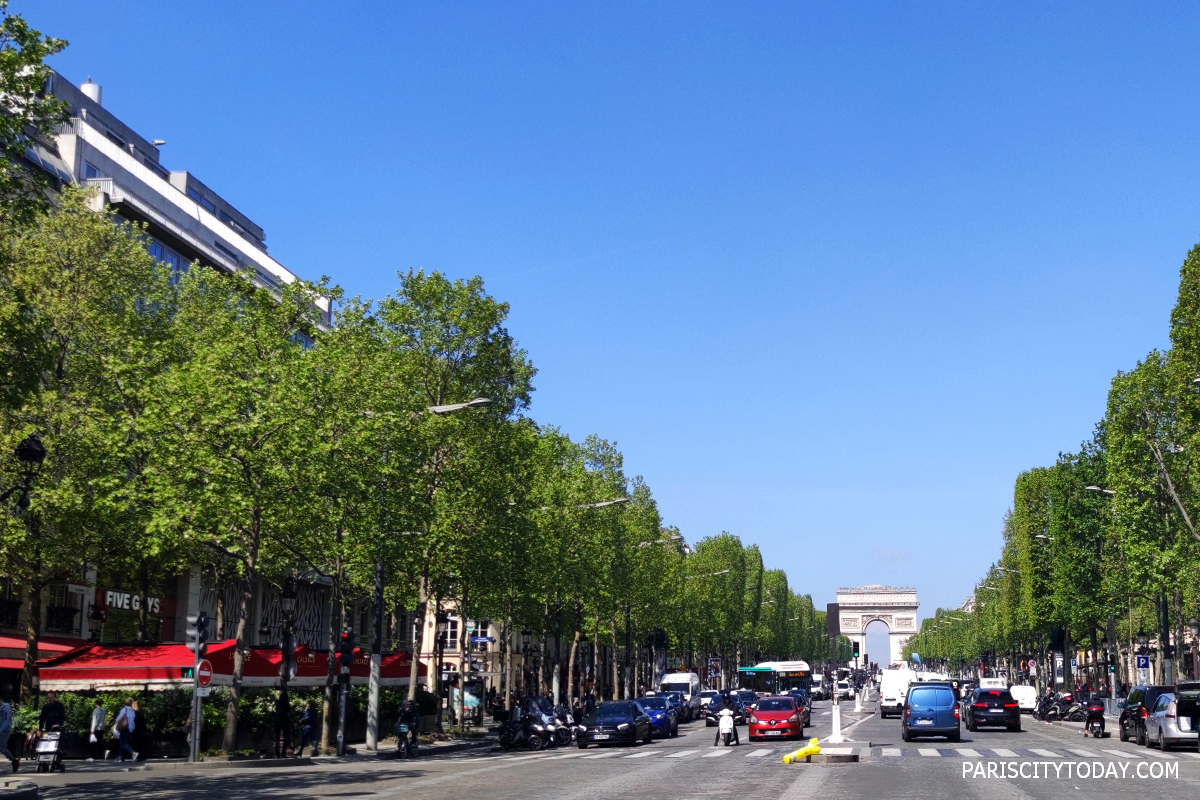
374;739;495;759
0;781;37;800
144;757;315;772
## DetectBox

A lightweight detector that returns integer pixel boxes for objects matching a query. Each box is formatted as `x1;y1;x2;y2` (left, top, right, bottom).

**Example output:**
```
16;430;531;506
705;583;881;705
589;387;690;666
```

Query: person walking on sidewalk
297;701;319;757
0;693;17;773
113;697;138;762
87;700;106;761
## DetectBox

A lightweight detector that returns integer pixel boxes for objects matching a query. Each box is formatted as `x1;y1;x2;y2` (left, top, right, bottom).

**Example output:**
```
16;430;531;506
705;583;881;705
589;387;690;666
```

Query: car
638;695;679;737
1144;682;1200;751
698;690;719;712
749;695;804;741
901;683;960;742
577;701;653;748
659;672;702;719
879;668;914;718
786;689;812;726
736;690;759;715
704;695;747;727
661;690;691;722
809;676;827;700
963;688;1021;732
1008;684;1037;714
1119;685;1175;746
836;680;851;700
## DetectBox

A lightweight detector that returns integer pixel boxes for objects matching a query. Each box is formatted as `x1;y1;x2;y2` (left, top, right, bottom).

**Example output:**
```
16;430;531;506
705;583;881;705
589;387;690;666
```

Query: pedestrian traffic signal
186;611;210;658
338;628;355;670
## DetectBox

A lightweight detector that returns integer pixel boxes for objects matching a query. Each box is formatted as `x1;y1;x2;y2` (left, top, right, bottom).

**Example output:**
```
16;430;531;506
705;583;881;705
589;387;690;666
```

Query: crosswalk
878;746;1191;760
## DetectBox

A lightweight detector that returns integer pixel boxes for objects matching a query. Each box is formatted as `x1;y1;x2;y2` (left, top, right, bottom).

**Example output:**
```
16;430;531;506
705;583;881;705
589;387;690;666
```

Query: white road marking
989;749;1019;757
702;749;733;758
880;748;902;757
1102;749;1143;758
621;752;655;758
1069;749;1102;758
956;748;982;757
1178;752;1200;759
1029;749;1063;758
745;749;773;758
664;749;700;758
1142;749;1177;759
918;748;941;757
580;752;619;759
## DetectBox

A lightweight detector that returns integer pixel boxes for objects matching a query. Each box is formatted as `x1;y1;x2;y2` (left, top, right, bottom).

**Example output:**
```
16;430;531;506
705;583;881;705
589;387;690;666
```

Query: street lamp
1084;486;1116;495
1034;534;1054;542
1190;618;1200;679
2;434;46;511
1137;628;1149;651
428;397;494;416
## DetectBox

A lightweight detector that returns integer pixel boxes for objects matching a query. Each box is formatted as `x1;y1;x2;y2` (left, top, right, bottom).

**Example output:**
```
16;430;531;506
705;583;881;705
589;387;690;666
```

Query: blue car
901;683;960;742
661;690;691;722
639;696;679;737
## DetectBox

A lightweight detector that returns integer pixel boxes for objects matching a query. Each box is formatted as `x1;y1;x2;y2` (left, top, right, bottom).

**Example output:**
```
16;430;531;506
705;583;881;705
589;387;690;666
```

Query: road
17;689;1200;799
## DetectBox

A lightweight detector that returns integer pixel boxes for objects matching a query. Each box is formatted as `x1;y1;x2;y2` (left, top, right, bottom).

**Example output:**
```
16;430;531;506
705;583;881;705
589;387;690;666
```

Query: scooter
716;708;737;746
1084;699;1108;738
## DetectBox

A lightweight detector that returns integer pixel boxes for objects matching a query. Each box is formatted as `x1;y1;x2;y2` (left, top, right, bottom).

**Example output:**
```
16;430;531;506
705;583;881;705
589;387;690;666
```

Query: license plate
593;734;610;740
916;719;934;725
989;709;1004;713
764;730;782;736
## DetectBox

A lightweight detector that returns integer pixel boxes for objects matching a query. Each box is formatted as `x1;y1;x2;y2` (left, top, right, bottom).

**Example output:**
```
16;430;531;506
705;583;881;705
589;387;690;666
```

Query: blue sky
29;2;1199;625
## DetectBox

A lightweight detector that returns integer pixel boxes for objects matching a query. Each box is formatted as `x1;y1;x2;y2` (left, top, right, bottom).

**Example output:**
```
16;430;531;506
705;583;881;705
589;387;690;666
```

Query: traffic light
186;611;210;659
852;642;860;659
338;628;355;669
1108;653;1117;672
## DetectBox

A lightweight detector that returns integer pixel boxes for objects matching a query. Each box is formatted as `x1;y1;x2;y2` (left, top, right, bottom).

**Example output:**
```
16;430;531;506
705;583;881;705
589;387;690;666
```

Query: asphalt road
18;690;1200;799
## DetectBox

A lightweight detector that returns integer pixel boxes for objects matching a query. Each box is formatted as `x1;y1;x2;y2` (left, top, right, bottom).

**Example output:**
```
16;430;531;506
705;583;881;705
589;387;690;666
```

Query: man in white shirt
88;700;106;761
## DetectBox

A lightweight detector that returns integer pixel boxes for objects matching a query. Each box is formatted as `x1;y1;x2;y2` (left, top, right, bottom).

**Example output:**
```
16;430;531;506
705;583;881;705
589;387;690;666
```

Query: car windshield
533;697;554;714
738;692;756;700
664;692;683;701
595;703;633;720
700;691;718;698
756;698;794;711
641;698;668;709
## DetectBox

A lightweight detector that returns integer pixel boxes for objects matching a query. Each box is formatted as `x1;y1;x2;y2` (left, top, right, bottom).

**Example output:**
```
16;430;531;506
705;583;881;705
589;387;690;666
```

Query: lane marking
702;749;733;758
1029;749;1063;758
1069;749;1102;758
1102;749;1143;758
664;749;700;758
580;752;618;759
880;748;901;757
989;749;1019;757
956;748;981;757
621;752;655;759
1142;750;1177;759
745;749;773;758
918;748;941;757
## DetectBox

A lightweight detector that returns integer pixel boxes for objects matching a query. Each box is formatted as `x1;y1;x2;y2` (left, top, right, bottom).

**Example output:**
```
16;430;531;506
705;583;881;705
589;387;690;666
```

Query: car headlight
617;723;629;730
749;715;759;724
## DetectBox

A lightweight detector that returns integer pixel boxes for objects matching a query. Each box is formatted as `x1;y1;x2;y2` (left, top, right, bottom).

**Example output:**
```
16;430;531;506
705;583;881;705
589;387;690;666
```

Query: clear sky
29;2;1199;623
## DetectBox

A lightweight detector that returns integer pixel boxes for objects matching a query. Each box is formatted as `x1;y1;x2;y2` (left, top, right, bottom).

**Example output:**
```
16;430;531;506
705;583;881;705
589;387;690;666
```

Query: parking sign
1136;655;1150;669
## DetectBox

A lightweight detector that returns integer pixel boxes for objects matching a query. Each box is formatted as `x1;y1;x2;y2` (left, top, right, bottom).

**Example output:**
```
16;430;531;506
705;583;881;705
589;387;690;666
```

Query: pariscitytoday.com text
963;760;1178;780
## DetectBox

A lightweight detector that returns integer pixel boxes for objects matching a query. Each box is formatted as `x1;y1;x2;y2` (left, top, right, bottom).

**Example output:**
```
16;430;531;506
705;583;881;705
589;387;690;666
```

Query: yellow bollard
782;737;822;763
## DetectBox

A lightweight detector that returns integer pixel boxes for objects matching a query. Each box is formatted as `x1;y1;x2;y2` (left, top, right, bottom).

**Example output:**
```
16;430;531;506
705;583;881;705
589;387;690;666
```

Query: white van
659;672;702;720
1008;684;1037;713
879;668;914;718
979;677;1007;690
810;675;826;700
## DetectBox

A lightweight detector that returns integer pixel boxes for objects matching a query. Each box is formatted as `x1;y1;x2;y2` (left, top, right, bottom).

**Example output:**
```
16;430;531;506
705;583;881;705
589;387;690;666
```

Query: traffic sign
1136;655;1150;669
197;659;213;688
1070;659;1077;668
1028;658;1037;669
195;686;211;697
471;636;494;643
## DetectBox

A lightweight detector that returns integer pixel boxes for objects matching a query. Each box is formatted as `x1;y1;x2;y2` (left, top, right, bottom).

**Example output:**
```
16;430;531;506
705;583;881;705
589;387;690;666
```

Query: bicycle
397;723;419;759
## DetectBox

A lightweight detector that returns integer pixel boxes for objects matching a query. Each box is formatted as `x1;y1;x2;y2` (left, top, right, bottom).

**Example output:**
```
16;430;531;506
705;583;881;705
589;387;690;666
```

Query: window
45;584;81;634
437;617;459;652
83;162;105;180
213;239;241;264
145;238;188;282
187;186;217;213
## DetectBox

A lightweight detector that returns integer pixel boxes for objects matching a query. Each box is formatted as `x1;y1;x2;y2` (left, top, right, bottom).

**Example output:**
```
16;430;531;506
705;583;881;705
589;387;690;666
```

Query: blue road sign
1136;655;1150;669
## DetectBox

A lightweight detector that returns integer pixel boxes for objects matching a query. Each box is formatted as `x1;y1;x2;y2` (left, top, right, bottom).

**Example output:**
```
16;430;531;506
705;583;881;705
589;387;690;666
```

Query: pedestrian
113;697;137;762
87;699;106;761
273;693;292;758
584;689;597;716
571;697;583;725
0;692;17;773
38;691;65;733
131;698;148;756
297;701;319;757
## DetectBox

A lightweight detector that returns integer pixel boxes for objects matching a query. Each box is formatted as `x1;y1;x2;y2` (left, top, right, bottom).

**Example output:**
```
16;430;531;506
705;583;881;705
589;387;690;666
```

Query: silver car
1144;685;1200;751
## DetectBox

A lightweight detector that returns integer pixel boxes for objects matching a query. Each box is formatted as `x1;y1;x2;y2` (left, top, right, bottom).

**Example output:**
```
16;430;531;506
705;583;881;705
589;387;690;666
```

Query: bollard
782;737;822;763
828;700;845;743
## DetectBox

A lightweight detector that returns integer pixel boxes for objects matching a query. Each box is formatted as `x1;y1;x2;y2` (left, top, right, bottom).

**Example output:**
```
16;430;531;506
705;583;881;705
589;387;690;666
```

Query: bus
737;660;812;696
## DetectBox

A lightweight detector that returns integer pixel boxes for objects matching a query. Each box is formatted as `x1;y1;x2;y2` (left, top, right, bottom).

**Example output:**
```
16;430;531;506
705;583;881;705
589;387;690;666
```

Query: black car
577;701;653;748
786;689;812;727
1120;685;1174;746
737;690;759;715
963;688;1021;732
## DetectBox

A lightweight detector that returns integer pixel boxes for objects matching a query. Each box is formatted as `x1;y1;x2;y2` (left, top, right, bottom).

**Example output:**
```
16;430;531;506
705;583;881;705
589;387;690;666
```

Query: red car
748;695;804;741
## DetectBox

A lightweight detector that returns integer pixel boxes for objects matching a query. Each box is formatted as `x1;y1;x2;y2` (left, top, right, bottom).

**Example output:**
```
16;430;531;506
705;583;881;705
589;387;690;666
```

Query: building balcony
45;606;80;634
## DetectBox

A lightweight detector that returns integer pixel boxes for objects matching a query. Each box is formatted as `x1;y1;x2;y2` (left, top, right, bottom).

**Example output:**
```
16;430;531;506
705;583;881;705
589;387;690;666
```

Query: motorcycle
1084;698;1108;738
499;715;549;751
716;708;737;746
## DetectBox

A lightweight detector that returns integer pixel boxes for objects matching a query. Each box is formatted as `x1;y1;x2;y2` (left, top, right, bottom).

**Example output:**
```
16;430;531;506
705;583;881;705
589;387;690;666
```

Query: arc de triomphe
835;585;919;666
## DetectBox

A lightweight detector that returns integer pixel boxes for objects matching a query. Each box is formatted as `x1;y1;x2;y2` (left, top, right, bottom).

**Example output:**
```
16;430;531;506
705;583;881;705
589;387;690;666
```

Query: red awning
0;634;84;662
37;641;428;691
0;658;24;670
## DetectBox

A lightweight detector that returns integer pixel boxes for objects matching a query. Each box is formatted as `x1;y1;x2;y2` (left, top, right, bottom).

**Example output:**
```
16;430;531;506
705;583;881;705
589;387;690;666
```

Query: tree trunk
610;616;619;701
456;587;468;730
1174;589;1185;683
222;521;259;754
320;546;343;753
503;596;514;710
214;566;226;641
406;568;429;702
593;614;601;698
137;560;150;642
567;621;581;702
20;578;42;703
538;601;548;696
